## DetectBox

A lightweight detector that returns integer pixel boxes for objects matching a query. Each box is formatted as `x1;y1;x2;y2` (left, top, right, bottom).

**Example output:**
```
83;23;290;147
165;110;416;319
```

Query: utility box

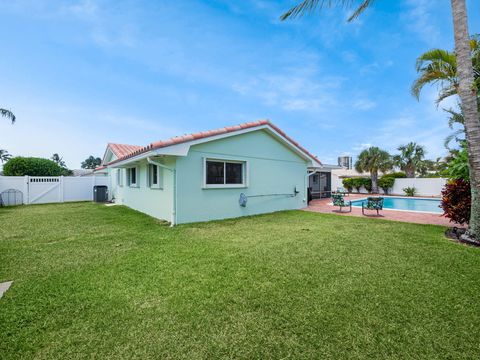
93;185;108;203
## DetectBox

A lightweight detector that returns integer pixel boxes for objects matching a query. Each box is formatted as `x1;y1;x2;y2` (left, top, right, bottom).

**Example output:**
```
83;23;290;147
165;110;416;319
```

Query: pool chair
362;197;384;216
335;187;349;196
332;193;352;212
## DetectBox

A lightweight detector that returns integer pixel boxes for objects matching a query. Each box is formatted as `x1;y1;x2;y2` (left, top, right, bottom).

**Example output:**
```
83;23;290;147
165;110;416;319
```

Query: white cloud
232;69;344;112
402;0;441;45
353;99;377;111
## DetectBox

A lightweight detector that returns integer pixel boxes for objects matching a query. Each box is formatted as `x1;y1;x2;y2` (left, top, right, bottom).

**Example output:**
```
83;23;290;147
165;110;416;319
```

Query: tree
81;155;102;169
280;0;480;239
50;153;72;176
451;0;480;239
393;142;426;178
3;157;65;176
1;108;15;124
51;153;66;168
0;149;12;164
411;36;479;104
354;147;392;193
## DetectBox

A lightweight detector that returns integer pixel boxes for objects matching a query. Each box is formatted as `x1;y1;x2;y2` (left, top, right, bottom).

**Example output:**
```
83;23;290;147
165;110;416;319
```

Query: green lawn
1;203;479;359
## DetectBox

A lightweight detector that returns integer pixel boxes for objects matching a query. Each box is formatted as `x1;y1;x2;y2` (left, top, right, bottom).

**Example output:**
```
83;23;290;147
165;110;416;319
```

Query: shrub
403;187;417;197
3;157;65;176
342;178;354;192
378;176;395;194
446;147;469;181
361;178;372;193
385;172;407;179
351;178;364;192
441;179;471;225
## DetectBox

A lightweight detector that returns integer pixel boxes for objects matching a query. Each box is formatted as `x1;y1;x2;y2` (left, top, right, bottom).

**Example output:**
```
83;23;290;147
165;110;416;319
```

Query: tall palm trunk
371;171;378;194
451;0;480;238
406;167;415;178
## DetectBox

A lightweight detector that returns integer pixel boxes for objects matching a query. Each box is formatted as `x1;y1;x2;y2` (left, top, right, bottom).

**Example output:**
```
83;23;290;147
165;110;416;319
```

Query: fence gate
28;177;62;204
0;175;110;205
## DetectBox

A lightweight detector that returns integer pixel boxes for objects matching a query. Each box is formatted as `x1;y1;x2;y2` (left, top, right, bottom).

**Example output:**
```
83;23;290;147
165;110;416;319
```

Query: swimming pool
350;197;443;214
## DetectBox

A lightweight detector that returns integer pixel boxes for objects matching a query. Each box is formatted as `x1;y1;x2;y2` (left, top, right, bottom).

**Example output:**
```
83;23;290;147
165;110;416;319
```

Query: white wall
391;178;447;197
333;175;447;197
0;176;109;205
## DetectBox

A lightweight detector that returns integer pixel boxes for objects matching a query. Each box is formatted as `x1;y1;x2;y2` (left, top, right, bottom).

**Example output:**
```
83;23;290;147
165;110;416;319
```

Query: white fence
391;178;446;197
0;176;109;205
332;175;447;197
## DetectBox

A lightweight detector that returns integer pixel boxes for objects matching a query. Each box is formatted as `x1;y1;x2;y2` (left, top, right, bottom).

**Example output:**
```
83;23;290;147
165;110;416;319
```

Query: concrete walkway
0;281;12;299
304;194;455;227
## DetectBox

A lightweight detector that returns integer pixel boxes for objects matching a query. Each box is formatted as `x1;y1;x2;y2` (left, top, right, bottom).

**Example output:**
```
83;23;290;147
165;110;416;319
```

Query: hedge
3;157;65;176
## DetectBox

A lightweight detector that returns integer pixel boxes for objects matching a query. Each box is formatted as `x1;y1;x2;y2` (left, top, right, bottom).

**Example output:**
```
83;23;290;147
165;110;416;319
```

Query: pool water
350;197;442;214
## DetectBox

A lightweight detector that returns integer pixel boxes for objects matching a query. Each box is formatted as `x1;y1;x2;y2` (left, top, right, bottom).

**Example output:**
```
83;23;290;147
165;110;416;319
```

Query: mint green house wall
107;158;175;222
174;130;308;224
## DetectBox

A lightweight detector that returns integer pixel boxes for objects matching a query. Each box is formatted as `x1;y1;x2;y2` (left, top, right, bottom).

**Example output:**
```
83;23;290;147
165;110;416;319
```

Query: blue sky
1;0;479;168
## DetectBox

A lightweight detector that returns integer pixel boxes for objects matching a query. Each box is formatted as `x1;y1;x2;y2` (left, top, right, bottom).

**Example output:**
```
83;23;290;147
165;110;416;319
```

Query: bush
403;187;417;197
3;157;65;176
361;178;372;193
351;178;364;192
378;175;395;194
342;178;354;192
386;172;407;179
446;147;469;181
441;179;471;225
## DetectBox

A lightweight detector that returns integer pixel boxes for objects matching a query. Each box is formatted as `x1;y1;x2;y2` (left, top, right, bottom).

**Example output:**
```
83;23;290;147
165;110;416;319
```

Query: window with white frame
116;169;123;187
127;167;138;187
149;164;163;189
205;159;246;187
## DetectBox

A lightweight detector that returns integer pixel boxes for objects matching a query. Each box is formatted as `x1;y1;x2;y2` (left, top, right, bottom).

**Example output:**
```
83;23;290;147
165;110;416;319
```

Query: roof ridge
103;119;320;166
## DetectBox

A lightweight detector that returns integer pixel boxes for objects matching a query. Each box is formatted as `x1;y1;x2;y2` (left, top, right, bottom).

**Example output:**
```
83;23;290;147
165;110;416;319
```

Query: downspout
147;157;177;226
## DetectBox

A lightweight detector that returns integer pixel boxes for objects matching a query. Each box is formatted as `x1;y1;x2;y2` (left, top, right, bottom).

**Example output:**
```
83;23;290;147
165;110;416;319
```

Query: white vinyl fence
332;175;447;197
0;176;109;205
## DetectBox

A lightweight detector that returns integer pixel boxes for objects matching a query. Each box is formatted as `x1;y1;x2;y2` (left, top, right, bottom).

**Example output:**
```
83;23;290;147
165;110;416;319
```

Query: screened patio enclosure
308;171;331;200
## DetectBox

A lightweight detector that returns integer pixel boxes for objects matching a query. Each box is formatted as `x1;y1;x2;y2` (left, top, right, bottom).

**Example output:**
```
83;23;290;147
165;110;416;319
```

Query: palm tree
0;149;11;163
451;0;480;239
355;147;392;193
411;49;458;104
393;142;425;178
1;109;16;124
281;0;480;239
411;36;479;105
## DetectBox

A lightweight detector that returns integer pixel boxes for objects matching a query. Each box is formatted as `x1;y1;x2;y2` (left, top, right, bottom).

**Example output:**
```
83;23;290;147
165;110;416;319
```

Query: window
205;159;246;187
127;167;138;187
117;169;123;187
149;164;163;189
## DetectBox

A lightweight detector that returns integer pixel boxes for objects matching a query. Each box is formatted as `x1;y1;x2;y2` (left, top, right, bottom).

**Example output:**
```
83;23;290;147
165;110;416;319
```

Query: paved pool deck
304;194;456;227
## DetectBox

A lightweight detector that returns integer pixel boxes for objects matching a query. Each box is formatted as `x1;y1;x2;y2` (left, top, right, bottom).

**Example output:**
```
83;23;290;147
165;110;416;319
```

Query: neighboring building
97;120;322;224
338;155;353;169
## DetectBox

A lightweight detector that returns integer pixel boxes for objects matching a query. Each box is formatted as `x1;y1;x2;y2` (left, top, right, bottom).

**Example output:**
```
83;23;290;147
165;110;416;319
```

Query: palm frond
436;86;458;105
347;0;373;22
0;108;16;124
411;48;457;100
414;49;456;71
444;128;465;150
443;107;464;128
280;0;372;21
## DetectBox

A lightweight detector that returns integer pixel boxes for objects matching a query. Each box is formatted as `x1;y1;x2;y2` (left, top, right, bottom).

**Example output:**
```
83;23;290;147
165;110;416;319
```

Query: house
98;120;322;225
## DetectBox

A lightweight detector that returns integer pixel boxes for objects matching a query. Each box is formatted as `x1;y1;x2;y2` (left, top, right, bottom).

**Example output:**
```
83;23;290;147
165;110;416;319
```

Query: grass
1;203;479;359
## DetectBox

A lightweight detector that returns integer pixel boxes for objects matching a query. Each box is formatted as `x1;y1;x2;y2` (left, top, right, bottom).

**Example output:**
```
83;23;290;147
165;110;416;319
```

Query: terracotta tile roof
108;143;143;158
106;120;321;166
